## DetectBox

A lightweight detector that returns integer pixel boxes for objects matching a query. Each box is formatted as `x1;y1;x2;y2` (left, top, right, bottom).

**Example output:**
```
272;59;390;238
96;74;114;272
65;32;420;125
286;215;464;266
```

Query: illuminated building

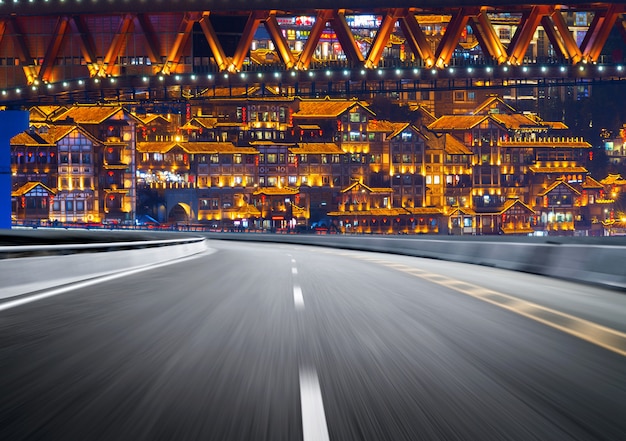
9;94;608;235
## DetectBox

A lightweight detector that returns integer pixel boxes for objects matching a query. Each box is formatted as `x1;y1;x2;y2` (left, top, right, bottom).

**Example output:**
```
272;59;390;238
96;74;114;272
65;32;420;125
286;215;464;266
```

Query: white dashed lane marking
300;367;331;441
294;285;304;310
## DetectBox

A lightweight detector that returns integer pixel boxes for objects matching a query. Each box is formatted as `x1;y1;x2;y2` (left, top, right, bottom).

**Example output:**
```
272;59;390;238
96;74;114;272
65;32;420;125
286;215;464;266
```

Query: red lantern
294;155;299;168
261;195;266;204
21;196;26;208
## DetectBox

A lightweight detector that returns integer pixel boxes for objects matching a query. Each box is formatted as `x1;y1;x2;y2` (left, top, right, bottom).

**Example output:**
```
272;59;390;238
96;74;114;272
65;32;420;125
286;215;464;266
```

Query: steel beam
103;14;135;77
365;9;402;69
435;8;473;68
265;13;296;69
296;10;332;70
231;11;265;72
39;16;71;83
162;12;200;75
398;12;435;67
331;10;365;65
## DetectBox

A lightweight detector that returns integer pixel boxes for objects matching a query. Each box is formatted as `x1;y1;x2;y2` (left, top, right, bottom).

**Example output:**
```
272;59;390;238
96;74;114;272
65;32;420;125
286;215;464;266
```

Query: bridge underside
1;3;625;105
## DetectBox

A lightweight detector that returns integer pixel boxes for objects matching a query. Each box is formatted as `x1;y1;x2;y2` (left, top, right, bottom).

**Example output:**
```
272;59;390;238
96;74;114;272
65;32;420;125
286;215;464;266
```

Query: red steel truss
0;4;625;89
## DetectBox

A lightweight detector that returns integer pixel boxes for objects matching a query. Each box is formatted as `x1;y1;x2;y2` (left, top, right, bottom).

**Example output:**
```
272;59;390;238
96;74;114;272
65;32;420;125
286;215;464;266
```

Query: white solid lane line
300;367;331;441
294;285;305;310
292;267;298;275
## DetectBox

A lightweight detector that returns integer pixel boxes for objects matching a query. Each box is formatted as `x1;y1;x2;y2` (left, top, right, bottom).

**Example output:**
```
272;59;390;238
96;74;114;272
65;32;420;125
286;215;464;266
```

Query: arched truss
0;4;625;88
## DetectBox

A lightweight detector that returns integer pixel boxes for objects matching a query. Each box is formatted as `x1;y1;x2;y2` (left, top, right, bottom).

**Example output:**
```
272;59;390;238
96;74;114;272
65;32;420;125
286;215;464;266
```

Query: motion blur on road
1;240;625;440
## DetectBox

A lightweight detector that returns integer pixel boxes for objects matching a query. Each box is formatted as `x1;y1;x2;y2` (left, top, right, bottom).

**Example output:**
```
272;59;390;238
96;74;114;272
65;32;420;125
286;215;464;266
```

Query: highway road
1;239;625;440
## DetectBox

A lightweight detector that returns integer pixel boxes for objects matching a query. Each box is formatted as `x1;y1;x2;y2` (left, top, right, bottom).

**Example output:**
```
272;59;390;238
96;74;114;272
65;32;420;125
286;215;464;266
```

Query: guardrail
203;233;626;290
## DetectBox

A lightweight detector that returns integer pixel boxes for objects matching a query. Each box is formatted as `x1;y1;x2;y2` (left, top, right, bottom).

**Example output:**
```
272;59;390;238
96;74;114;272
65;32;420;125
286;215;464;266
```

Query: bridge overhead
0;1;625;105
0;1;597;16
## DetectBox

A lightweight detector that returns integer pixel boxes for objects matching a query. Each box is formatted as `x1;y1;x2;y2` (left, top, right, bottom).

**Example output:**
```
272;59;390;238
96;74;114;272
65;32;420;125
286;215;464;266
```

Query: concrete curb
0;237;208;299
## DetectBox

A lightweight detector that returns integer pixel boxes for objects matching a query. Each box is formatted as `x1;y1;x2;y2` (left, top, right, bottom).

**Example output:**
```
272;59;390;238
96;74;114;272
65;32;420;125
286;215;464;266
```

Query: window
66;200;73;211
349;112;361;123
289;176;297;185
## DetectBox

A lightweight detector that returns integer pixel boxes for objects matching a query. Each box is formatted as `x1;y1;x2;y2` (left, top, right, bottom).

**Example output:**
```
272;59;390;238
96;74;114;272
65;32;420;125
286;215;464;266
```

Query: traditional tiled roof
367;120;409;135
11;125;96;146
253;187;300;195
29;105;67;122
293;99;372;118
297;124;321;130
444;134;472;154
490;113;540;129
408;104;437;125
289;143;344;154
53;105;125;124
193;117;219;129
341;181;392;194
529;166;588;173
11;182;56;197
448;207;476;216
45;125;82;143
500;198;535;214
472;96;516;115
137;141;257;154
601;174;626;185
136;114;170;125
180;121;202;130
427;115;487;131
538;180;582;196
582;176;605;189
11;131;53;146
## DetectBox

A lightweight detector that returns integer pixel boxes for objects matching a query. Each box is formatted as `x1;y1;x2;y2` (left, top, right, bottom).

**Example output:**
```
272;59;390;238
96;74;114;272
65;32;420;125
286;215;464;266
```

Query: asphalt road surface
1;240;625;441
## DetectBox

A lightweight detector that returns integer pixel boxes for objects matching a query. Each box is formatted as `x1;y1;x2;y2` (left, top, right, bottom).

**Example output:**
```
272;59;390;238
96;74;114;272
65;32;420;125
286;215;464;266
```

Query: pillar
0;110;29;229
